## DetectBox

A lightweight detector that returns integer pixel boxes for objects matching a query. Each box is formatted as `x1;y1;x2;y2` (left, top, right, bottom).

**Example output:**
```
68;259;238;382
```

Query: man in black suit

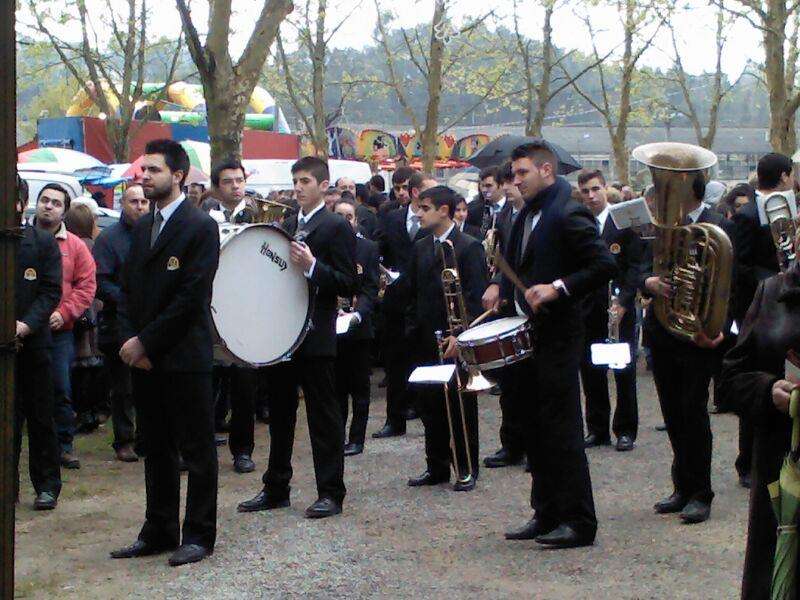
642;171;736;525
466;166;503;231
333;198;380;457
14;175;63;511
483;141;617;548
238;156;356;519
406;186;488;491
577;169;643;452
111;139;220;567
729;154;793;488
483;160;527;469
372;170;430;438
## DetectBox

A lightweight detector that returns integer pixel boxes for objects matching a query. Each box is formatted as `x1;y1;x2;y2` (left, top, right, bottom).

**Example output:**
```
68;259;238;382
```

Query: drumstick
469;300;508;328
493;248;527;293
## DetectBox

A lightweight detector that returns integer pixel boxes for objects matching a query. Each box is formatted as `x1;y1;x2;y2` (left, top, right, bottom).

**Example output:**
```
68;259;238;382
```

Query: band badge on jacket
609;243;621;255
23;268;37;281
167;256;180;271
356;263;363;275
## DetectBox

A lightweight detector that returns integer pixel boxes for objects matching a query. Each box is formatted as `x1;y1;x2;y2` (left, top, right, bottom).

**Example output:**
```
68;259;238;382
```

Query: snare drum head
212;224;311;366
457;316;529;342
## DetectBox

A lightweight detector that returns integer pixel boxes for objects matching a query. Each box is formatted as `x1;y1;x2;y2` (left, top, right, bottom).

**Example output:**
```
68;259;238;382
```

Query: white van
19;170;83;207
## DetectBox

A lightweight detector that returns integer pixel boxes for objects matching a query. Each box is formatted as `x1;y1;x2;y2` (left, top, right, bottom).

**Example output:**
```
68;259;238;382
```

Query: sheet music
408;364;456;384
609;198;654;230
336;313;359;335
591;342;631;369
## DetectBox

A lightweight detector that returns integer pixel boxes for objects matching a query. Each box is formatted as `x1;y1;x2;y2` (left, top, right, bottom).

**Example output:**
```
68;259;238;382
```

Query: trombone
434;240;490;486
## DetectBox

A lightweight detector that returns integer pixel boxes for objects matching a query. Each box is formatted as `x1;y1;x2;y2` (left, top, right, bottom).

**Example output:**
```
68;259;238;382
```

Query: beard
144;179;173;202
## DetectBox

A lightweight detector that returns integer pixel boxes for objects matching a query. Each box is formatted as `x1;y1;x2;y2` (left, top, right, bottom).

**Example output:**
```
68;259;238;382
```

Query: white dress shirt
435;223;456;245
596;205;610;232
406;204;421;234
298;200;326;278
685;203;705;224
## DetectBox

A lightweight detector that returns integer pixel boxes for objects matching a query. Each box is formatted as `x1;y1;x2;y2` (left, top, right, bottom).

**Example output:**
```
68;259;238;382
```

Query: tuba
632;142;733;343
763;192;797;272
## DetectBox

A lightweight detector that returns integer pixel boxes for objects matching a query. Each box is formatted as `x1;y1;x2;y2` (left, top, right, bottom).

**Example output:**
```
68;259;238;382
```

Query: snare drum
211;223;312;366
456;316;533;371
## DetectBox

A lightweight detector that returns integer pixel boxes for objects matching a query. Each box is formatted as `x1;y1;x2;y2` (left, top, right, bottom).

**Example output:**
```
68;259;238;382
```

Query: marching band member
642;172;736;525
333;198;380;457
406;186;488;491
238;156;356;519
577;169;644;452
483;141;616;548
112;139;220;566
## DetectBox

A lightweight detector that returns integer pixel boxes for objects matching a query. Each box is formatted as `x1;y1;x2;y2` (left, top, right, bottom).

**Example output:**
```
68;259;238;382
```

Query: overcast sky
18;0;760;78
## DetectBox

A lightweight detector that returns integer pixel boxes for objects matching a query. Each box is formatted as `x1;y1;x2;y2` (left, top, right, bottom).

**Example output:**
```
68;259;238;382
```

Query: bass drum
211;223;312;366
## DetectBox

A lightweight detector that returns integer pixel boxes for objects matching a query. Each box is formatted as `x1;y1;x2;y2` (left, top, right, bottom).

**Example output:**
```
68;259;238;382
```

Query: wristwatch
552;279;569;297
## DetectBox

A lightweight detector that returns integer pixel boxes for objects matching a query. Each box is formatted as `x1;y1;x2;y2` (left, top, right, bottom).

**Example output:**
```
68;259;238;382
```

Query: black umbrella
466;135;582;175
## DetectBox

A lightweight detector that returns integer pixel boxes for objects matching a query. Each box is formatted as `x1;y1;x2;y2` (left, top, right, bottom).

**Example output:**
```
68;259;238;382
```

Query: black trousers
336;338;372;445
227;366;257;458
100;344;136;449
650;344;715;504
133;371;218;550
262;358;346;504
382;313;414;429
505;332;597;541
580;305;639;440
496;368;525;456
415;342;479;479
736;414;754;478
14;346;61;498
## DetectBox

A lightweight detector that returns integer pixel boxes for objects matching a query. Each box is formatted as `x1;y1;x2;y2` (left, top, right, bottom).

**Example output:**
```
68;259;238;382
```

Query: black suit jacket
498;177;618;339
356;204;378;240
16;226;62;350
341;235;379;341
376;205;431;315
584;214;644;314
283;207;357;358
119;199;220;372
406;227;488;350
459;221;482;240
732;198;779;320
642;206;738;353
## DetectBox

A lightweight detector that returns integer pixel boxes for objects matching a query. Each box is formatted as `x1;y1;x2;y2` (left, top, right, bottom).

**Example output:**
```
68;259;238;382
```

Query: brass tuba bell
632;142;733;342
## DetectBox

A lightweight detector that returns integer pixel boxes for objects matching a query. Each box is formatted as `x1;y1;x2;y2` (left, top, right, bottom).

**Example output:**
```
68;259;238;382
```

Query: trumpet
483;209;499;272
763;192;797;272
607;284;622;343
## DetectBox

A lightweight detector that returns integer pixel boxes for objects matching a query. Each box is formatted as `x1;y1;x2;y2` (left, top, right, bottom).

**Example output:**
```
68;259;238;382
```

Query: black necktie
150;211;163;248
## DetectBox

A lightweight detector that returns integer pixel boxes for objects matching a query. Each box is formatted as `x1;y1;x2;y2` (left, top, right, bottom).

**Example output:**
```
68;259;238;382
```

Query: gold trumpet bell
465;369;493;392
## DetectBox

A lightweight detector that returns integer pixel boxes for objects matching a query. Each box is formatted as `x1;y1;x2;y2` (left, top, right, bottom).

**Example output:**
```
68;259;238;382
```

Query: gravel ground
14;363;748;599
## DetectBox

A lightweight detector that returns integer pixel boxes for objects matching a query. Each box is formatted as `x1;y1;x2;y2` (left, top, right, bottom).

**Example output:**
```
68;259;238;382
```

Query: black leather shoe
525;457;531;473
405;407;419;420
505;517;551;540
654;492;687;514
654;423;667;432
110;539;176;559
680;499;711;524
237;490;290;513
344;443;364;456
407;470;450;487
739;474;752;489
305;497;342;519
616;435;634;452
215;434;227;447
584;433;611;448
453;475;476;492
60;452;80;470
483;448;523;468
489;384;501;396
256;407;270;424
535;524;593;549
168;544;211;567
33;491;57;511
178;456;188;472
233;455;256;473
371;423;405;438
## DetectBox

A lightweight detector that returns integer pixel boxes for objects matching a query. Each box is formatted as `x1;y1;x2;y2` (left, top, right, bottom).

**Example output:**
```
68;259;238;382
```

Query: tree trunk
764;0;792;153
529;3;554;138
611;133;629;185
206;84;249;165
421;0;446;174
311;0;328;158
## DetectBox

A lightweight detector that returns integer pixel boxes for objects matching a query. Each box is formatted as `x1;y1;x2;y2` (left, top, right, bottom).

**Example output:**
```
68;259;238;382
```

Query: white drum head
458;316;529;342
212;224;311;366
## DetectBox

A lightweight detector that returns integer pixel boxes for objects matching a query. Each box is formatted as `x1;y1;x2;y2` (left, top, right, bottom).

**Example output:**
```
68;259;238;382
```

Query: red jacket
53;223;97;330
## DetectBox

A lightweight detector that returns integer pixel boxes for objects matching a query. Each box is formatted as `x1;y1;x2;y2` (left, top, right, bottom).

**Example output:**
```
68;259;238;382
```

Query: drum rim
212;223;315;367
457;316;530;343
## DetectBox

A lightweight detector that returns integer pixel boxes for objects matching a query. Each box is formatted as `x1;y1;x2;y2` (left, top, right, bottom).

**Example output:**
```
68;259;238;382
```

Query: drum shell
457;321;533;371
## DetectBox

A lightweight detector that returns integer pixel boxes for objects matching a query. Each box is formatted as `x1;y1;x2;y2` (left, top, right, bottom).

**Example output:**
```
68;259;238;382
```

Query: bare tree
27;0;182;162
720;0;800;154
176;0;293;167
373;1;501;172
667;5;735;149
512;0;612;137
276;0;361;158
564;0;663;184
